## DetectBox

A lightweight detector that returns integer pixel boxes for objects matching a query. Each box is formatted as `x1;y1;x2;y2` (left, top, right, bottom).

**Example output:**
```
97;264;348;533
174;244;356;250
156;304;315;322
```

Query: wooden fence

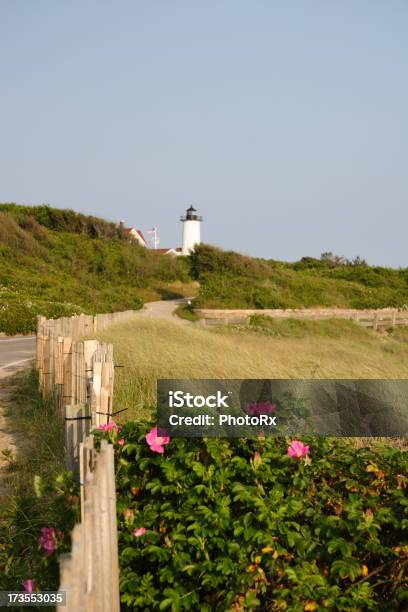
196;307;408;330
58;437;120;612
36;310;137;611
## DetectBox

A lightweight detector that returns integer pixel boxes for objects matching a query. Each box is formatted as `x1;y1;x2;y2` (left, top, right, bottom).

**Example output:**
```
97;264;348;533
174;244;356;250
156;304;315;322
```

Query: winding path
138;297;191;323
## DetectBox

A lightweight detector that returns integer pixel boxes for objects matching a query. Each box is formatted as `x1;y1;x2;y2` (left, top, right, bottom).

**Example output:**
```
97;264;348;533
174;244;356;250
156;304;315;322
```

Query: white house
118;220;147;247
125;227;147;247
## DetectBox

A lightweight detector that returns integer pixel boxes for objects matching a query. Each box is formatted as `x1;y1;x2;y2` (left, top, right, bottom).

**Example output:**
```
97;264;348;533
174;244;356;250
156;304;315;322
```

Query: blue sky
1;1;407;266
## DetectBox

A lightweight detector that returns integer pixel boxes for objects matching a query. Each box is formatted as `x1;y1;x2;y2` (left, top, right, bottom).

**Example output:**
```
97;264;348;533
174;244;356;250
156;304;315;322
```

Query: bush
191;245;408;311
0;290;84;335
0;203;124;240
0;204;192;333
95;424;407;611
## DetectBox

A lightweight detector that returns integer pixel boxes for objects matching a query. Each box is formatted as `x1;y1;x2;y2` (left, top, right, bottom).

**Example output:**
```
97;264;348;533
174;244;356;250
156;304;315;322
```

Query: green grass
0;369;65;495
0;204;194;334
190;244;408;310
248;314;374;338
96;318;408;422
388;325;408;344
0;369;78;592
175;303;201;321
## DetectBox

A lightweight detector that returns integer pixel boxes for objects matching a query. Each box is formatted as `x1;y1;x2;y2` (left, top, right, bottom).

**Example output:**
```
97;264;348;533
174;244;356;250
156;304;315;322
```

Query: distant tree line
319;252;367;267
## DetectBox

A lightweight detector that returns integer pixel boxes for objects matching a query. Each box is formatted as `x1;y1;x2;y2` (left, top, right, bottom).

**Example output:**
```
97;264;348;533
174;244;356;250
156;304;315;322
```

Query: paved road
0;335;35;475
0;335;36;380
0;298;189;378
0;299;190;377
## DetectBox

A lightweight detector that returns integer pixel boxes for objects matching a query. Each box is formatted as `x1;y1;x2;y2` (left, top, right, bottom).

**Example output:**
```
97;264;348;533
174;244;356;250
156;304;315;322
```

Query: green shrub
191;245;408;310
0;204;191;333
0;290;84;334
94;424;407;610
0;203;124;239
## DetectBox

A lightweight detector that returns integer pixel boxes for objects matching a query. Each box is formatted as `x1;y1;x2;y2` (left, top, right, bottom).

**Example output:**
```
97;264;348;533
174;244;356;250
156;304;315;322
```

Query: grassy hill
190;244;408;310
1;204;407;334
0;204;193;334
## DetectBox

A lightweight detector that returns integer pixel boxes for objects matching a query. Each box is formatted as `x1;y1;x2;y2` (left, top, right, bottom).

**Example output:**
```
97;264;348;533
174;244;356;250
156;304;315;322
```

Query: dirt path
138;298;192;323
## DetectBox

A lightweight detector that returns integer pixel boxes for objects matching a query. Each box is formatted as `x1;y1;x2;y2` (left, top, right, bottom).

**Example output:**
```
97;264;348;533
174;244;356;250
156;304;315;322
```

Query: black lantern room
180;205;203;222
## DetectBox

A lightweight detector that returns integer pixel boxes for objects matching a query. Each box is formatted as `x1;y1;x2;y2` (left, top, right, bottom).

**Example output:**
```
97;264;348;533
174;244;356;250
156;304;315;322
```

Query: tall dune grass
96;318;408;422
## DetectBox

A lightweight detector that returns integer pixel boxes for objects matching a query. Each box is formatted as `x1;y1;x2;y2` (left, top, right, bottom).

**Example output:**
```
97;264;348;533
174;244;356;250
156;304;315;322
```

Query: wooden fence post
373;312;379;331
36;315;46;385
91;361;102;429
65;404;91;473
106;442;120;611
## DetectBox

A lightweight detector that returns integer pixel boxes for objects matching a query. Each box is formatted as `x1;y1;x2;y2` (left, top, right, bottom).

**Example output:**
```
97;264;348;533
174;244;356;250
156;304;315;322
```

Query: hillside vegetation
0;204;192;334
95;317;408;421
190;244;408;310
2;204;407;334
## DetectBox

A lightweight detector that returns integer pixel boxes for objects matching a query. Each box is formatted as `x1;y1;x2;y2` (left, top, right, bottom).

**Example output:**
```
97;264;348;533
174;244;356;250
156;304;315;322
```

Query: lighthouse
180;205;203;255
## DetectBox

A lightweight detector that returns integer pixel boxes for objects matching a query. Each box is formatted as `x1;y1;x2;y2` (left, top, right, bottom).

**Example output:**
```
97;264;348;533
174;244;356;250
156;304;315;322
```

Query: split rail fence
196;307;408;330
36;310;138;611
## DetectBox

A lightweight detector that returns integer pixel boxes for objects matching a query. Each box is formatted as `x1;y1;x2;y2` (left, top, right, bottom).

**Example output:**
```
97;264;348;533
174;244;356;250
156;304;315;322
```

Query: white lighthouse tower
180;205;203;255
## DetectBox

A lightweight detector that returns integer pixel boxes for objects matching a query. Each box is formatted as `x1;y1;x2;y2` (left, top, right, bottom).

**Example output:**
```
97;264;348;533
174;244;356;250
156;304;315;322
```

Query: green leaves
330;558;362;581
327;538;355;557
103;424;408;610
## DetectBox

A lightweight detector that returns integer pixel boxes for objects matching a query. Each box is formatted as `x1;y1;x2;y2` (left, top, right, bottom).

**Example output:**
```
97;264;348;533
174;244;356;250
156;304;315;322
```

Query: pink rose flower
38;527;56;556
133;527;146;537
118;438;125;446
23;579;35;593
245;401;277;417
287;440;310;459
145;427;170;454
97;419;117;431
